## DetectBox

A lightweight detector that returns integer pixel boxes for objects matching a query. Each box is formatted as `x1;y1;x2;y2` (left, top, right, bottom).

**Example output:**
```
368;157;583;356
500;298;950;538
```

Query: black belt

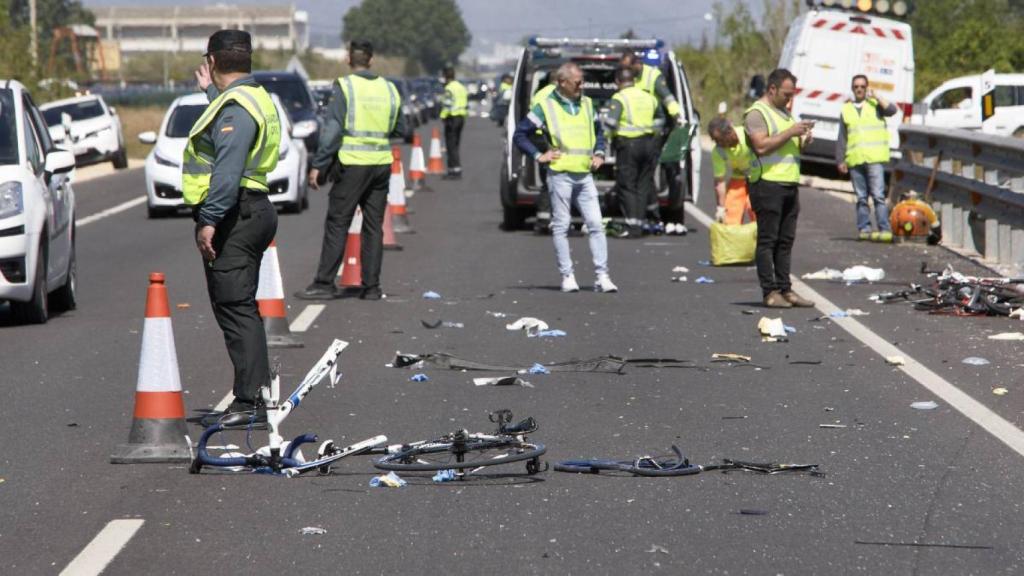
238;188;269;219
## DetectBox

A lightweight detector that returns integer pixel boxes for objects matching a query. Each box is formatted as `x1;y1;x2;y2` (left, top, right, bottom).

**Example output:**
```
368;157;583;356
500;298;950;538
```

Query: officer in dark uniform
186;30;281;423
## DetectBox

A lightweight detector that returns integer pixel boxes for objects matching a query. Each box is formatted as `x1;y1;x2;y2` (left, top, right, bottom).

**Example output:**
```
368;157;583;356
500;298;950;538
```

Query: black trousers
444;116;465;171
203;193;277;404
614;136;656;225
748;180;800;296
313;163;390;289
529;131;551;218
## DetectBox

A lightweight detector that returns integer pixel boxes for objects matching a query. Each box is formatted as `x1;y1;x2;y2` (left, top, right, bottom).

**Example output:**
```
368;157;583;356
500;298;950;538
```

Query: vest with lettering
611;85;657;139
337;75;400;165
542;94;596;173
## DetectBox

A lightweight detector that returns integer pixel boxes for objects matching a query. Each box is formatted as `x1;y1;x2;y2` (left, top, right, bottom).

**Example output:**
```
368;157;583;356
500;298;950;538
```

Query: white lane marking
60;519;144;576
289;304;325;333
684;201;1024;459
78;196;147;227
213;391;234;413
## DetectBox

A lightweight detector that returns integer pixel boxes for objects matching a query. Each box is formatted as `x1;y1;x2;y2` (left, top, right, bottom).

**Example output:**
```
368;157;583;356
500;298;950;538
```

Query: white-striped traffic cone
409;132;430;192
257;239;303;348
111;272;191;463
389;147;413;235
427;127;445;175
336;209;363;288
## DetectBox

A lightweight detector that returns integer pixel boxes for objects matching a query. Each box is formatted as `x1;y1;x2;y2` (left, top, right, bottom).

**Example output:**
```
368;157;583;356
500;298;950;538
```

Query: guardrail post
984;167;1000;187
985;218;999;262
950;205;963;248
1013;229;1024;269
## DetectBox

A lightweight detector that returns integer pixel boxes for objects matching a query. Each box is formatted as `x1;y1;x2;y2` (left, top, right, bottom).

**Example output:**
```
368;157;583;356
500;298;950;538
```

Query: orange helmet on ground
891;199;937;239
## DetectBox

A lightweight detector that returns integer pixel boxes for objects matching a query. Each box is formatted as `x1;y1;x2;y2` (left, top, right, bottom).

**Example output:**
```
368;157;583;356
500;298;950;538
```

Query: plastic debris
528;363;550;375
697;260;711;266
885;356;905;366
784;325;796;334
432;469;457;483
993;387;1009;396
711;353;751;363
695;276;715;284
421;319;442;329
962;357;991;366
485;311;508;318
671;276;688;283
911;401;939;410
422;291;441;300
646;544;670;555
829;310;848;318
300;527;327;535
410;373;430;382
988;332;1024;341
392;352;626;374
530;329;567;338
506;317;550;335
757;317;787;342
1010;309;1024;320
739;509;769;516
369;471;407;488
176;303;191;309
846;309;869;316
819;424;847;429
842;266;885;283
473;376;534;388
802;268;842;280
672;266;690;273
442;321;464;329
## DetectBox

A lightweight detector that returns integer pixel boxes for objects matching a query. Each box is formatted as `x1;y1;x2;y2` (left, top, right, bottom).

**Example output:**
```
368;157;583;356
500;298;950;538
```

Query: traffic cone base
337;210;363;288
111;272;190;464
257;240;303;348
383;204;403;251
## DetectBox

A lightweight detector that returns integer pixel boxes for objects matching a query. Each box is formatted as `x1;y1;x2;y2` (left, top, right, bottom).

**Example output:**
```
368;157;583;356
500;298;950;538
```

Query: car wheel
51;242;77;312
301;184;310;211
11;243;48;324
113;147;128;170
502;205;526;231
147;204;171;219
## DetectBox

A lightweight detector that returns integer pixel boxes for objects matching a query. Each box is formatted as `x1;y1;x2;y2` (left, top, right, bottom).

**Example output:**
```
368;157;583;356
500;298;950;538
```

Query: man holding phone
744;68;815;309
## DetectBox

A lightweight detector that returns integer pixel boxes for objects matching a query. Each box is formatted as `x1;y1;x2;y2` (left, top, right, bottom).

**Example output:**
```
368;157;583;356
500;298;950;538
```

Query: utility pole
30;0;39;66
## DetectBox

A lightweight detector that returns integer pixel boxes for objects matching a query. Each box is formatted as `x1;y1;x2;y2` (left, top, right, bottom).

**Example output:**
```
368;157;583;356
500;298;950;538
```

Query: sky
82;0;762;52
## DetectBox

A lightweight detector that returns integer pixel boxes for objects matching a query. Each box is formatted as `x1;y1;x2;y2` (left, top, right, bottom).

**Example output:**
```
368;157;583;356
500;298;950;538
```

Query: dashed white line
78;196;147;227
60;519;144;576
213;391;234;413
684;201;1024;459
289;304;325;333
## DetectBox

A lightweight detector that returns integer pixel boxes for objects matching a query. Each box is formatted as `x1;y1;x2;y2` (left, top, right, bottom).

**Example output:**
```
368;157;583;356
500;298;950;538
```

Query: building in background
94;4;309;54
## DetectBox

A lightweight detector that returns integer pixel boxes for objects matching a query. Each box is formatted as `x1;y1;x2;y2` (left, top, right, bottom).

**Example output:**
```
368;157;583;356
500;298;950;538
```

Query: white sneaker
561;274;580;293
594;274;618;293
674;224;689;236
665;222;677;235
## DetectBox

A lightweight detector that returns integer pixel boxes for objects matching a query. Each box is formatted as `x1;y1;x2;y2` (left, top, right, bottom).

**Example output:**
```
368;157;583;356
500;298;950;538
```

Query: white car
0;80;78;324
912;72;1024;138
139;92;308;218
40;93;128;169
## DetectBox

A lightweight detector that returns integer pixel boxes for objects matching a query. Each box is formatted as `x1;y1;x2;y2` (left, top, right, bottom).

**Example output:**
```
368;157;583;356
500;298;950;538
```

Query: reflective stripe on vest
182;84;280;206
841;100;890;166
745;101;800;184
612;86;656;138
543;95;595;173
338;75;399;165
441;80;468;118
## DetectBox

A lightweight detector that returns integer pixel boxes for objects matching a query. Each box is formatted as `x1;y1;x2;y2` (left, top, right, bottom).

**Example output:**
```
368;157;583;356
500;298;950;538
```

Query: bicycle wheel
375;438;546;472
553;459;630;474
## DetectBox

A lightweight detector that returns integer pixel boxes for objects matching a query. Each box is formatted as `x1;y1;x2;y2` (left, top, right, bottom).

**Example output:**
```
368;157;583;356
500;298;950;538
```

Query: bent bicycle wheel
553;459;626;474
374;439;546;472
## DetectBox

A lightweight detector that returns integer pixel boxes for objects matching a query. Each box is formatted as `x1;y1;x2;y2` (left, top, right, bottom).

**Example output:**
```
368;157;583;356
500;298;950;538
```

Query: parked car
252;71;320;159
501;37;702;230
912;71;1024;138
40;93;128;169
410;77;440;119
138;92;308;218
386;77;421;143
0;80;78;323
308;79;334;116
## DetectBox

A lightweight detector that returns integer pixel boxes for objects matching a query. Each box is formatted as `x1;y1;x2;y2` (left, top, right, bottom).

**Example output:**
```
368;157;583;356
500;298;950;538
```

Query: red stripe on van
873;27;886;37
850;25;866;35
831;22;845;31
827;93;843;101
808;90;822;98
812;18;827;28
891;29;905;40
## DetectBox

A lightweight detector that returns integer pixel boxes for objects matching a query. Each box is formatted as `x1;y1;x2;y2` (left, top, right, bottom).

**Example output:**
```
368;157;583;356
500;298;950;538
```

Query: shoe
674;224;688;236
561;274;580;293
219;399;268;428
858;230;871;241
874;231;893;243
665;223;677;235
763;290;793;308
360;286;383;300
781;290;814;307
594;274;618;293
294;283;338;300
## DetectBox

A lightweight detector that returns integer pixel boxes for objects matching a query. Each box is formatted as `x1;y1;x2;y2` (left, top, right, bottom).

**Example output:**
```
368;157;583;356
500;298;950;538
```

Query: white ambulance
776;5;915;167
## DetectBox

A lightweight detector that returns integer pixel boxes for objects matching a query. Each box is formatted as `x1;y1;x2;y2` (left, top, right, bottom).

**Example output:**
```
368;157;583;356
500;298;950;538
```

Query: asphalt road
2;118;1023;575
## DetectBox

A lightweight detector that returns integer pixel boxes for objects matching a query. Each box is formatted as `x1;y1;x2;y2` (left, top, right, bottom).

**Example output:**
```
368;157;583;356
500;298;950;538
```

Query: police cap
205;30;253;57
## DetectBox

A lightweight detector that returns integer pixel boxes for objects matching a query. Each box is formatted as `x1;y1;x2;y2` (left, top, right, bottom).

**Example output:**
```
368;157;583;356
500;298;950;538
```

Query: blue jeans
850;162;890;232
547;171;608;277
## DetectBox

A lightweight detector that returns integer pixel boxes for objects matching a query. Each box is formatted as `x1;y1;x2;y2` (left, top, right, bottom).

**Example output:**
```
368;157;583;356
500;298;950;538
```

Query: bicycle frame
191;339;388;475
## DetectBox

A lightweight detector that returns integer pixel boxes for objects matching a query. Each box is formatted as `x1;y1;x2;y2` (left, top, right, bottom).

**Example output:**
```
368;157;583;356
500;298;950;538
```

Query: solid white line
685;202;1024;459
213;391;234;413
78;196;147;227
289;304;325;333
60;519;144;576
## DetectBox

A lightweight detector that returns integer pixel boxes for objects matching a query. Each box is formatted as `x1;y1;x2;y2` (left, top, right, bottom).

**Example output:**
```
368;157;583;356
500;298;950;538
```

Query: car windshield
0;89;16;165
42;98;105;125
165;104;205;138
532;65;618;108
259;79;313;119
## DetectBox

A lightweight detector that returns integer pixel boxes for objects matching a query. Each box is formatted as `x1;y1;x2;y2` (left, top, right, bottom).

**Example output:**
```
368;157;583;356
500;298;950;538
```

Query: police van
499;37;701;230
776;1;915;167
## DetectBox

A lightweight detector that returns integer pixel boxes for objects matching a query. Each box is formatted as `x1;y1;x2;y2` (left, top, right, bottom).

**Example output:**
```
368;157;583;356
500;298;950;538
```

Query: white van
913;72;1024;138
777;8;915;165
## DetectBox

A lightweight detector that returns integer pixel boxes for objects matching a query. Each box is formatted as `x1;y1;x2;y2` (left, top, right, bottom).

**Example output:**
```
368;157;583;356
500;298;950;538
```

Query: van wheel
502;205;526;231
11;244;48;324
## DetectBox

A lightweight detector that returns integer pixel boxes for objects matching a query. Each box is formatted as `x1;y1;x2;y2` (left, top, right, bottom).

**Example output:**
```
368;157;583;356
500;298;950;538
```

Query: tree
0;0;38;83
7;0;93;47
342;0;471;74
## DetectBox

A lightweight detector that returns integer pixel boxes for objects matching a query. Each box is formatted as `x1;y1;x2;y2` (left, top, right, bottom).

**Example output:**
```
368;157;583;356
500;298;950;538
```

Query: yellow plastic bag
710;221;757;266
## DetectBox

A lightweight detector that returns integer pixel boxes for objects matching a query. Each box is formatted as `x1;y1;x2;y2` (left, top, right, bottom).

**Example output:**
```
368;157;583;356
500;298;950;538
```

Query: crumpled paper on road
758;317;788;342
506;317;549;335
988;332;1024;341
841;266;885;282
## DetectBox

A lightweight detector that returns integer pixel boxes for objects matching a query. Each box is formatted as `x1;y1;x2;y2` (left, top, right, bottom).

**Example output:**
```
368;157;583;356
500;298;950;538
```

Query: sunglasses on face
853;84;868;89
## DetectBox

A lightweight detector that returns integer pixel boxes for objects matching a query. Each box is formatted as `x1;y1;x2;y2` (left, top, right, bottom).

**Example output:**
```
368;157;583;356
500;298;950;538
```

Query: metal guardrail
892;125;1024;273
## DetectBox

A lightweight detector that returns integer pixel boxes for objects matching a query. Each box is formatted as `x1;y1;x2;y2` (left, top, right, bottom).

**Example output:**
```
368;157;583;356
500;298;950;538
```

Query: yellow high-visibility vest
337;75;400;165
745;101;800;184
712;125;753;181
841;99;890;166
611;86;657;139
542;95;596;173
441;80;468;118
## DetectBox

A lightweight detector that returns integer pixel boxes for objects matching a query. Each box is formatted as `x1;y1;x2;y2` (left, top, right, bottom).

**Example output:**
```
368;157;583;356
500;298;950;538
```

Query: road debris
527;363;550;375
758;317;788;342
911;401;939;410
410;373;430;382
672;266;690;273
885;356;905;366
842;266;885;282
988;332;1024;341
819;424;848;429
485;311;508;318
695;276;715;284
176;303;191;309
389;352;627;374
711;353;751;363
993;387;1009;396
962;357;991;366
854;540;994;550
300;527;327;535
369;471;407;488
422;291;441;300
739;509;769;516
646;544;670;554
802;268;842;280
473;376;534;388
671;276;688;283
530;329;567;338
506;317;550;336
432;469;457;483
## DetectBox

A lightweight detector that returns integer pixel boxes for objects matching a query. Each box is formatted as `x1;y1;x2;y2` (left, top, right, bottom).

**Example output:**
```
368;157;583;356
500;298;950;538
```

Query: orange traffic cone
427;126;445;175
257;239;303;348
383;205;403;251
111;272;191;463
389;147;413;235
409;132;430;192
336;209;363;288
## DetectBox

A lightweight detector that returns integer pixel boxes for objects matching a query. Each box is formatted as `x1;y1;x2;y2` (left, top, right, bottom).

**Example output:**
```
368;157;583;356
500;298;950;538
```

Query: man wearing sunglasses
836;74;897;242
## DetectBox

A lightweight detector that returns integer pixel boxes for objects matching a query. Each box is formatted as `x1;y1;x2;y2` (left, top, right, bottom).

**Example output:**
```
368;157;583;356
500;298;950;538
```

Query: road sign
981;68;996;122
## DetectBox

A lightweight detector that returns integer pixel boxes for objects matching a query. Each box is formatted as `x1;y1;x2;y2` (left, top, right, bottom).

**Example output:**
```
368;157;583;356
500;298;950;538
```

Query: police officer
605;67;662;238
185;30;280;423
620;52;686;234
743;68;815;309
440;66;468;180
295;40;406;302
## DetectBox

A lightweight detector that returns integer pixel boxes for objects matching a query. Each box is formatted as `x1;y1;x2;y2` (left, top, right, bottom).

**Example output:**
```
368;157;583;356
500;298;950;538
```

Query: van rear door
505;47;529;178
666;51;701;204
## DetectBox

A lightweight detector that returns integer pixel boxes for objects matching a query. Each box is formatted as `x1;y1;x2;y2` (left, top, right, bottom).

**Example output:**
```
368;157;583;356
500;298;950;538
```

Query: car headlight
154;151;180;168
0;181;24;219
